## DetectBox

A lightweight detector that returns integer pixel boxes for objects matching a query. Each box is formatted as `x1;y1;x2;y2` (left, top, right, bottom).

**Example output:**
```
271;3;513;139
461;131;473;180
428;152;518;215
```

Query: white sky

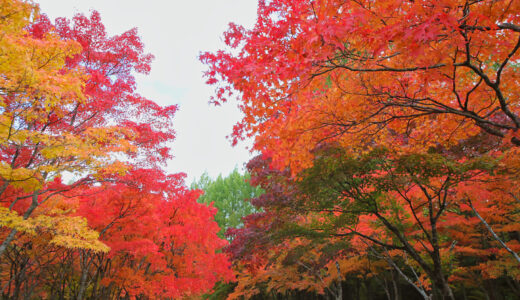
37;0;258;183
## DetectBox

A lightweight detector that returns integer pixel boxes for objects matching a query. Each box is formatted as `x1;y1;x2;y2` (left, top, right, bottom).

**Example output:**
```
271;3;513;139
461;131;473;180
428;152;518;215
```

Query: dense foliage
0;1;232;299
2;0;520;299
202;0;520;299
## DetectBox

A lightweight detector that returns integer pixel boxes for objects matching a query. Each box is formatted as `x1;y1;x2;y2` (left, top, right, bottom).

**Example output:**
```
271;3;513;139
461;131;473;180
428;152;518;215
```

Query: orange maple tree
202;0;520;171
203;1;520;298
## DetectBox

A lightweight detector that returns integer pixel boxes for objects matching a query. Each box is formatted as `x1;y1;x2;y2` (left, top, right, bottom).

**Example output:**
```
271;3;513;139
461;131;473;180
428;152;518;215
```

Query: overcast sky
37;0;258;183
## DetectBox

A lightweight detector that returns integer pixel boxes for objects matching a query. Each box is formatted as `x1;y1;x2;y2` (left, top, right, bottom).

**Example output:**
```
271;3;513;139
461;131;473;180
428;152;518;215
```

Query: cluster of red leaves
0;4;232;299
78;168;233;299
203;0;520;299
202;0;520;171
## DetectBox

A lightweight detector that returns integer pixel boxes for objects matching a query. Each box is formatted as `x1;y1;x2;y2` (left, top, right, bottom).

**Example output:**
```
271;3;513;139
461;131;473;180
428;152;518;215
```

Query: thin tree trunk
391;269;400;300
77;251;92;300
468;200;520;264
0;191;40;257
384;255;431;300
335;262;342;300
0;230;18;258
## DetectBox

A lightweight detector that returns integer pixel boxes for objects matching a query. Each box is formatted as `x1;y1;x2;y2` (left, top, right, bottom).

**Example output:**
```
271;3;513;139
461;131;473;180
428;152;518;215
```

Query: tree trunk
0;191;40;257
77;251;92;300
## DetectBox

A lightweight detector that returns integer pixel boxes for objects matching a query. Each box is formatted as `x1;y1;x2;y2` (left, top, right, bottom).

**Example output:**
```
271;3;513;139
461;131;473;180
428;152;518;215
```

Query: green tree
192;168;263;240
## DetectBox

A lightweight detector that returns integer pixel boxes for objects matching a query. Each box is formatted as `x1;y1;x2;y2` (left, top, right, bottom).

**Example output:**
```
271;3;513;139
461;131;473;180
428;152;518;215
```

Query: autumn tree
202;0;520;171
225;155;420;300
0;169;234;300
0;2;234;299
203;1;520;298
68;169;233;299
224;156;339;299
0;1;175;255
222;149;520;299
295;146;496;299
